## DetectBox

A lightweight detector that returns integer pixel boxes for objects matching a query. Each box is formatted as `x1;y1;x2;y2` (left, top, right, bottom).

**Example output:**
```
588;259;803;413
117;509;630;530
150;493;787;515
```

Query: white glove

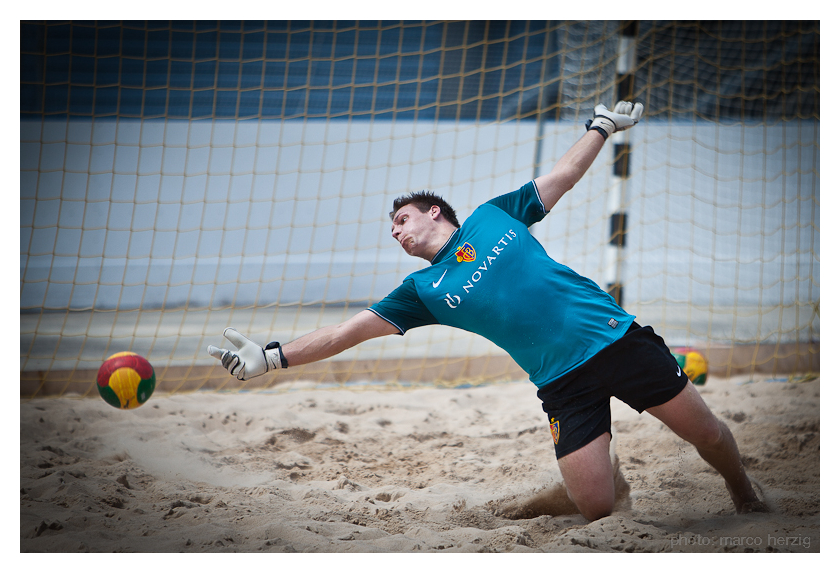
207;328;286;381
586;101;644;139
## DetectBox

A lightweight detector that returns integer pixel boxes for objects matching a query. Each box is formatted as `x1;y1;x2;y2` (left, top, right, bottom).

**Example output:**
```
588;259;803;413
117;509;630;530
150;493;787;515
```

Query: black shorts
537;322;688;460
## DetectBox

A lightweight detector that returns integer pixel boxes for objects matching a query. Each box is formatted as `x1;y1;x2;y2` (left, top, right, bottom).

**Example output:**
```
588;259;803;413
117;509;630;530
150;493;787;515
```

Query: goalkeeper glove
207;328;287;381
586;101;644;140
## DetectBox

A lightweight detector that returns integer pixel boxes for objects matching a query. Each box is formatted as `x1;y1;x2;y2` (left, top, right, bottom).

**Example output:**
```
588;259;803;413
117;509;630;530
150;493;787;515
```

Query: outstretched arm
281;309;399;367
208;310;399;380
534;102;644;212
534;130;605;212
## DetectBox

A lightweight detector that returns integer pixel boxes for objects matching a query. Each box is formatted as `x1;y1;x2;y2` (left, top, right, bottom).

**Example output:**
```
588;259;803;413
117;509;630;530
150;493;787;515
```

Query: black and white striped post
605;21;638;307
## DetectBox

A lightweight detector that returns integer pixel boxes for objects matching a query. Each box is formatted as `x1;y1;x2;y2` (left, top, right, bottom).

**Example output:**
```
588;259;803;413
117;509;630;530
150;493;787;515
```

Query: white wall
20;118;819;320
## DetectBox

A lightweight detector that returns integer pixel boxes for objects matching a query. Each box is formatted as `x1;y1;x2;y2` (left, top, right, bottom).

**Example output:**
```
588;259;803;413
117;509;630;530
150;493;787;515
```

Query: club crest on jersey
455;242;476;263
549;418;561;445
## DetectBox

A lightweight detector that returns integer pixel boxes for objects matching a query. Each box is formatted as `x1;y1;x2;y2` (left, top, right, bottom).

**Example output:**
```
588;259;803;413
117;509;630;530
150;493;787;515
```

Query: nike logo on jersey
676;364;682;377
433;270;447;288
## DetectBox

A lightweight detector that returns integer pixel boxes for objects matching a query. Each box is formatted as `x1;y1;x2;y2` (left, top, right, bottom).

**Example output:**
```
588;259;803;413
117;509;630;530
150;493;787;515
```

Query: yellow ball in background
671;347;708;385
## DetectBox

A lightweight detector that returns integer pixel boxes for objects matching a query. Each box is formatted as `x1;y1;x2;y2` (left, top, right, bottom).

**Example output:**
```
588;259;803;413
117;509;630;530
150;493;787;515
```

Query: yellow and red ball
96;352;156;409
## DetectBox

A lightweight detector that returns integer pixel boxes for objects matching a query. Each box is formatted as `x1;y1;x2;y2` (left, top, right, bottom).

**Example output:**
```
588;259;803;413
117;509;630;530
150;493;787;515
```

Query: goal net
20;20;819;397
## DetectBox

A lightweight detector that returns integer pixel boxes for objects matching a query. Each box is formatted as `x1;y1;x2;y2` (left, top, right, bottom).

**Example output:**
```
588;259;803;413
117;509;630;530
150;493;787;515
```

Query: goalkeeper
208;102;767;520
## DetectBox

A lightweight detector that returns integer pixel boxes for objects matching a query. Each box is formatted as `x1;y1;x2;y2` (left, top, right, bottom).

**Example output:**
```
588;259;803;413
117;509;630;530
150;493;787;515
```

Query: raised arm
208;309;399;380
533;130;606;212
534;102;644;212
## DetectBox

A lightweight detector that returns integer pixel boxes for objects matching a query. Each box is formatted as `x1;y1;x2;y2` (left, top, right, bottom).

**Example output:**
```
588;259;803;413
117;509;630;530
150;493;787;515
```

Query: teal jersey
369;181;635;388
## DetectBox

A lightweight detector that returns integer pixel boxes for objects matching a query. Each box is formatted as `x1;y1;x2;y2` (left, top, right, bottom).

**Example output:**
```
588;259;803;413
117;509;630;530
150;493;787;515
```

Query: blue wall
21;21;819;121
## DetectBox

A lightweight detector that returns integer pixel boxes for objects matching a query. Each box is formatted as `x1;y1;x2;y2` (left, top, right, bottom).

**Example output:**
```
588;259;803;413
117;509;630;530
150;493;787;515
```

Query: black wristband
584;119;609;140
265;341;288;368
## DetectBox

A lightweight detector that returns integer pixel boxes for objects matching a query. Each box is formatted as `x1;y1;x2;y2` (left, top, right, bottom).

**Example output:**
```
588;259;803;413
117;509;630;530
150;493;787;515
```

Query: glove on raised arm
586;101;644;139
207;328;287;381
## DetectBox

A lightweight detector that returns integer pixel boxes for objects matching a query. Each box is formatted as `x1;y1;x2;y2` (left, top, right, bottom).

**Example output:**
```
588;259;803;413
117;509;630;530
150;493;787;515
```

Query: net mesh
20;20;819;398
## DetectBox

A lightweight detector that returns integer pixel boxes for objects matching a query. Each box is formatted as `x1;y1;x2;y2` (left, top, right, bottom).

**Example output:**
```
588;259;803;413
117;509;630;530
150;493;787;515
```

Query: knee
578;497;614;521
570;489;615;521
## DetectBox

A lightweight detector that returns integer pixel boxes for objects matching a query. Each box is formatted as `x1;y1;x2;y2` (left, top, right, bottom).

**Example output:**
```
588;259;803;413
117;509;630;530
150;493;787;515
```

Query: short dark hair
390;190;460;228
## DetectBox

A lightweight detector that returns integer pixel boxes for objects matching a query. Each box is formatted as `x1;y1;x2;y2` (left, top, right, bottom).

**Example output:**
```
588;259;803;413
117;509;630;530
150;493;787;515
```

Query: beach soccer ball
671;347;708;386
96;352;156;409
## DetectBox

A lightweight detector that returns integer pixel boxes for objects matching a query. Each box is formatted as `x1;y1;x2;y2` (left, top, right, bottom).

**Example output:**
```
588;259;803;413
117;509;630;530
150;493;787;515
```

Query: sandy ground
20;374;819;553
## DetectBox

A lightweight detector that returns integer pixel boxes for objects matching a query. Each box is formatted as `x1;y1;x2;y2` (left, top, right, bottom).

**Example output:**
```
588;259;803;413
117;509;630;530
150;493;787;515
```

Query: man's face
390;203;439;257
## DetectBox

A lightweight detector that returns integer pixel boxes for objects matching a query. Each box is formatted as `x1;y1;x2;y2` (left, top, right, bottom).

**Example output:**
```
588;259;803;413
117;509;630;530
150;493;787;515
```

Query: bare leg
556;432;616;520
646;382;769;513
496;432;629;520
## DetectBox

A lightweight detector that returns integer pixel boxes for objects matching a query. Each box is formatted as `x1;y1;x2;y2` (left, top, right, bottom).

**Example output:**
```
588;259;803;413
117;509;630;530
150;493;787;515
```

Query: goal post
20;20;819;397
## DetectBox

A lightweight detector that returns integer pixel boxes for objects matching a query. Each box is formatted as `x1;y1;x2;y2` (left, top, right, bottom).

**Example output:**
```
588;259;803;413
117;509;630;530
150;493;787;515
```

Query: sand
20;374;819;553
